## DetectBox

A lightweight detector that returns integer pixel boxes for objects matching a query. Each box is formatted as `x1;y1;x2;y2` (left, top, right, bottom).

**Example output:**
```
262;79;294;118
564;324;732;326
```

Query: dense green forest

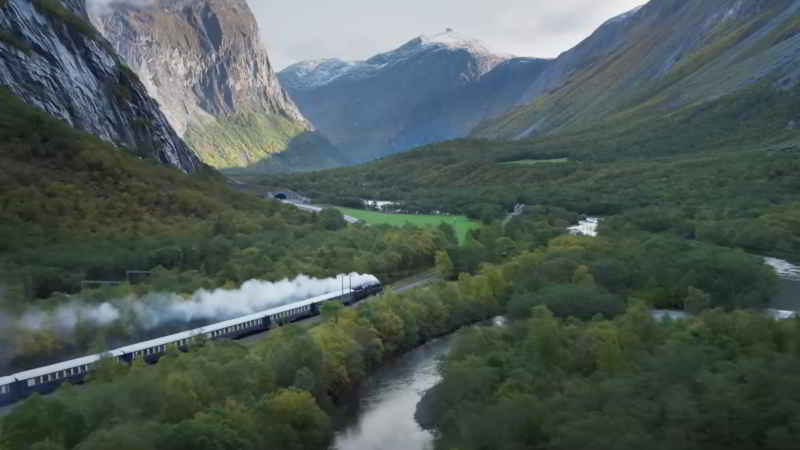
0;89;459;374
258;85;800;259
1;64;798;450
0;88;448;305
3;222;781;449
421;306;800;450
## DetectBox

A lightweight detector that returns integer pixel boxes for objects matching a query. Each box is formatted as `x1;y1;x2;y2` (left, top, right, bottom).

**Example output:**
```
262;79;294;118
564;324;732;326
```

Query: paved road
282;200;362;224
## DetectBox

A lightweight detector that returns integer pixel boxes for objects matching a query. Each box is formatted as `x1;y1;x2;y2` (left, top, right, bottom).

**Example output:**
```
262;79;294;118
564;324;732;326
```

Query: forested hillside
3;1;800;449
3;77;796;450
263;84;800;259
0;87;453;370
421;305;800;450
3;210;781;449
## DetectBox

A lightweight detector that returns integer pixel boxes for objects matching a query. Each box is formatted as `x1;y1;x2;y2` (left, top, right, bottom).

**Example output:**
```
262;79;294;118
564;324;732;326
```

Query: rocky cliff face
279;30;518;162
475;0;800;139
92;0;340;171
0;0;200;172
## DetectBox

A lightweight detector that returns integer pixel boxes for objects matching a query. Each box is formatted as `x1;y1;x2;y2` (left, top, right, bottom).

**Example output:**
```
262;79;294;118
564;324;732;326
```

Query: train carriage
0;280;382;406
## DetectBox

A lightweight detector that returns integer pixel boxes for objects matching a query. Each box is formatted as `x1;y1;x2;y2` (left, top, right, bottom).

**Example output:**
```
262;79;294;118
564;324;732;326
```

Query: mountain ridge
475;0;800;139
278;29;523;162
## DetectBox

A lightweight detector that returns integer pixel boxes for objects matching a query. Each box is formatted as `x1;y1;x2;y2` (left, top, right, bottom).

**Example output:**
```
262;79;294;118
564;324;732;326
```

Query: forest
0;88;454;372
2;219;783;449
420;305;800;450
1;73;799;449
0;87;445;303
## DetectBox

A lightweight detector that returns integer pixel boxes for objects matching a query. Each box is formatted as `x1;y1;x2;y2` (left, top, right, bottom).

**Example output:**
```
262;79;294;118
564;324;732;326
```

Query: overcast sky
247;0;645;70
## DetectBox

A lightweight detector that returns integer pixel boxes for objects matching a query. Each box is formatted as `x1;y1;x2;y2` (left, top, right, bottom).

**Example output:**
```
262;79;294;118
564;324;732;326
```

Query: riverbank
332;337;451;450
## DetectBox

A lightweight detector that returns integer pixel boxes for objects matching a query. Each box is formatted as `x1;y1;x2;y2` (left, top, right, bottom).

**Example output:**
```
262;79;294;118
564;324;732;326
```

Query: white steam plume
20;273;379;333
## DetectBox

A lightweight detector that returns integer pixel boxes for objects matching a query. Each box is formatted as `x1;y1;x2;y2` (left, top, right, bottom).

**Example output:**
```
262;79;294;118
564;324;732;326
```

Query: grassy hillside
184;112;347;172
475;1;800;140
184;112;315;170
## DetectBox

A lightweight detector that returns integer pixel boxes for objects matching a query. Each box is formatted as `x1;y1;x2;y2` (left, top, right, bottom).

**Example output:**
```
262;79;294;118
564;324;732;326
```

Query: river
331;257;800;450
764;257;800;314
332;337;451;450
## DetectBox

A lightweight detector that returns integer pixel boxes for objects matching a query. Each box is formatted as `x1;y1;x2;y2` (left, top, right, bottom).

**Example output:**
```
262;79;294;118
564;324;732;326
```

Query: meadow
335;207;479;244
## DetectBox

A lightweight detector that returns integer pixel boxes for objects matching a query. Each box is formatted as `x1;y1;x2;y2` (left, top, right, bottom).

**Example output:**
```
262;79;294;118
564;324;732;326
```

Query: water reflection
764;257;800;313
332;338;451;450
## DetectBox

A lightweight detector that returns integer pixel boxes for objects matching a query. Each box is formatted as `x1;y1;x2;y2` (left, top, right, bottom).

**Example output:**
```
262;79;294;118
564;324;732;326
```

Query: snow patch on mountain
281;29;509;91
604;4;644;25
419;29;505;57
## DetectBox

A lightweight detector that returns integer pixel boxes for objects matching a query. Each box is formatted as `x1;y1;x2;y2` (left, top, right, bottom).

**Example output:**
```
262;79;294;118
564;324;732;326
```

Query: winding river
764;257;800;317
332;337;451;450
331;255;800;450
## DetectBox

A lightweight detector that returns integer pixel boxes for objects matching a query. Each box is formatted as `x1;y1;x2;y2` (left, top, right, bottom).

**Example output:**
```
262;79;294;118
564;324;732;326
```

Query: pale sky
247;0;645;70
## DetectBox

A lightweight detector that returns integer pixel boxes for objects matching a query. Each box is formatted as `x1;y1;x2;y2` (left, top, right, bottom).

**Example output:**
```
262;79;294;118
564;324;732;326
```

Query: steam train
0;281;383;406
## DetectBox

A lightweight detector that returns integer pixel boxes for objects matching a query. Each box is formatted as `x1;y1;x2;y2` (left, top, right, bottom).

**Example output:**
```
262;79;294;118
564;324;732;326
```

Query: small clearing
335;208;479;244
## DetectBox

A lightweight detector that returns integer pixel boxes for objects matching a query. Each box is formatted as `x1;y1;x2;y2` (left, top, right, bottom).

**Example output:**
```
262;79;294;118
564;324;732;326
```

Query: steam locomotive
0;281;383;406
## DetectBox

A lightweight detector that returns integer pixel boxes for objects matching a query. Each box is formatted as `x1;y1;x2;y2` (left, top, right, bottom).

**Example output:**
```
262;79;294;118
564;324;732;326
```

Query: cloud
247;0;645;69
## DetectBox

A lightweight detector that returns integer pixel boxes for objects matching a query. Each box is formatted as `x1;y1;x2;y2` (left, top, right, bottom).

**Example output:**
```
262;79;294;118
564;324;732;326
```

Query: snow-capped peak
279;58;364;90
411;28;516;61
279;29;509;90
418;29;493;53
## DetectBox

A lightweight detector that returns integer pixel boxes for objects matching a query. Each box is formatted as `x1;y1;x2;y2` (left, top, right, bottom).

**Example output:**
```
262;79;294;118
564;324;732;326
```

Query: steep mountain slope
475;0;800;139
392;57;551;151
279;30;522;162
0;0;200;172
93;0;345;171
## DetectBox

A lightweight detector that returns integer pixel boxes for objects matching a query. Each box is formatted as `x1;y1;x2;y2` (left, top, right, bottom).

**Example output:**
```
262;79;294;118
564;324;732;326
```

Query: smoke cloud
0;273;376;373
19;273;378;334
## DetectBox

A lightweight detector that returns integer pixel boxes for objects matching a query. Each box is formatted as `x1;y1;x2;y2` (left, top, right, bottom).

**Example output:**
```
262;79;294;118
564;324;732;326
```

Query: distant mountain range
279;29;526;162
282;0;800;162
2;0;798;173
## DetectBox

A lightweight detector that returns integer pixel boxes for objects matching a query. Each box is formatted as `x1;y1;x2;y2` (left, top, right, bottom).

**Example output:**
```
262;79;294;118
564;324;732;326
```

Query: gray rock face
279;30;517;162
92;0;318;169
0;0;200;172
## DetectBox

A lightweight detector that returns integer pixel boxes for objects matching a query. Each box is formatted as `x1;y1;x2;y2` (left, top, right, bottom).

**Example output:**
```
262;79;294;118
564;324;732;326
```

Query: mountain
92;0;346;171
279;29;522;162
0;0;200;172
475;0;800;139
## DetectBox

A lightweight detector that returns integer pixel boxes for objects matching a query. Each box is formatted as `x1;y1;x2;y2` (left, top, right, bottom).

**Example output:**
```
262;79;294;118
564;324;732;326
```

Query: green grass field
336;207;479;244
499;158;569;166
